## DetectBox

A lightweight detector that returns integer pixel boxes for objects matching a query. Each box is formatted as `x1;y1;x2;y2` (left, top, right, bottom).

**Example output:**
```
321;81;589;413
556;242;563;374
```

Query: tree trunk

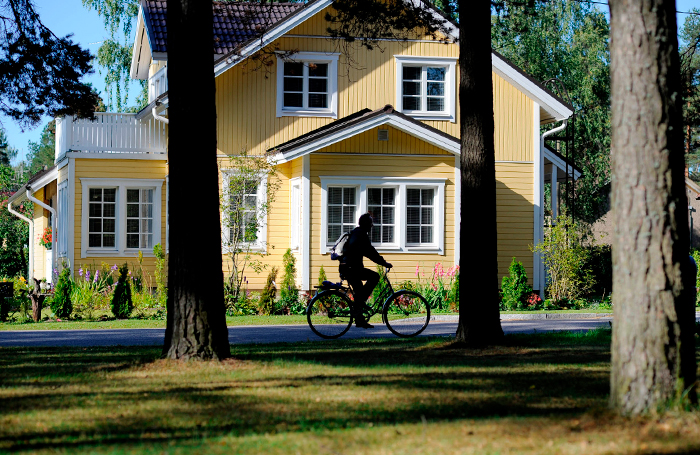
454;0;504;346
609;0;697;414
163;0;230;360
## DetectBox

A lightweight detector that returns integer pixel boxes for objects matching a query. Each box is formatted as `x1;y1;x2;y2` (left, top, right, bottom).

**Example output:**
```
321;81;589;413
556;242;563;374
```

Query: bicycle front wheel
383;290;431;337
306;290;353;339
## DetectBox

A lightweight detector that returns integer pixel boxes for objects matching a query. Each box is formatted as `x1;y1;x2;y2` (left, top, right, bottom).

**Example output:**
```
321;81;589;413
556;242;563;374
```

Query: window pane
127;234;139;249
142;189;153;203
142;219;153;234
284;93;303;107
407;207;420;224
308;63;327;77
422;189;434;205
328;187;342;204
127;204;139;217
407;226;420;244
371;228;381;243
127;189;139;203
367;206;380;221
383;188;395;205
328;206;341;224
427;81;444;96
427;67;445;81
343;188;355;205
407;189;420;206
383;226;394;243
89;234;101;248
421;226;433;243
283;77;303;92
103;234;115;248
103;219;115;233
309;78;327;93
403;81;420;96
89;203;101;217
383;207;394;224
368;188;381;205
103;188;116;202
427;97;445;112
103;203;115;218
127;219;139;233
342;206;355;224
308;93;328;108
403;96;420;110
89;188;102;202
141;203;153;218
142;233;153;249
328;225;341;243
421;207;433;224
89;218;101;233
284;62;303;76
403;66;421;80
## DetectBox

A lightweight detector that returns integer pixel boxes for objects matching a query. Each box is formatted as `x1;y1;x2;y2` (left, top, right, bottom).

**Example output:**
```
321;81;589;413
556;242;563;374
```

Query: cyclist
339;212;392;329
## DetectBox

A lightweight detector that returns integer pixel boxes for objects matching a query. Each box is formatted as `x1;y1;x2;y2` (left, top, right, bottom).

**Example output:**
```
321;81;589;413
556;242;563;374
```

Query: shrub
318;265;327;286
500;258;533;310
51;267;73;319
450;271;460;311
258;267;278;315
110;264;133;319
279;249;302;314
583;244;612;297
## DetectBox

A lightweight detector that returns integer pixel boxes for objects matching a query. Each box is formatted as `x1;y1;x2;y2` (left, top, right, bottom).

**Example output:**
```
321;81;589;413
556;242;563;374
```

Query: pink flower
415;264;420;277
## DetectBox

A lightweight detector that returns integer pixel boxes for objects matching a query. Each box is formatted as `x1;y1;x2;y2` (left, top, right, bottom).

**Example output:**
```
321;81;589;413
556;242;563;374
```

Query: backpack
330;232;350;260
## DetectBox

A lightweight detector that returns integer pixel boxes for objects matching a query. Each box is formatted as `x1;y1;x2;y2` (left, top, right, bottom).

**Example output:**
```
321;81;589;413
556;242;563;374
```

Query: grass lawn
0;309;623;331
1;328;700;454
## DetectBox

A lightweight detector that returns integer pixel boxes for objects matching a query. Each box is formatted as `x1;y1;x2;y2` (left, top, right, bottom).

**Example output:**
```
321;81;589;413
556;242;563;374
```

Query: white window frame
125;188;156;252
319;176;446;255
221;172;268;253
276;52;339;118
80;178;163;258
395;55;457;122
366;186;399;248
57;180;69;258
290;178;302;252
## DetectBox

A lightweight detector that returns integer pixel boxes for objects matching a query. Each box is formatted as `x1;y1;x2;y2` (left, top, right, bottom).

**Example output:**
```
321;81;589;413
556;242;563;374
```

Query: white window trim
395;55;457;122
80;178;163;258
276;52;339;119
290;177;302;252
57;180;69;258
221;171;268;254
320;176;445;255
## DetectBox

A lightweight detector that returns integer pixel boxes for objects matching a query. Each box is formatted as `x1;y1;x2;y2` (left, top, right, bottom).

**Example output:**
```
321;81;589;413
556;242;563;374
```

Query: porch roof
7;165;58;204
267;105;461;161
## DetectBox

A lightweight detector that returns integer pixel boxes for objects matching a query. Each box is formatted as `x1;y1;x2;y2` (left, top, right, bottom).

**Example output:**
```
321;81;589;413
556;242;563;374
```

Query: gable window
276;52;339;118
320;177;445;254
80;179;163;257
395;56;457;122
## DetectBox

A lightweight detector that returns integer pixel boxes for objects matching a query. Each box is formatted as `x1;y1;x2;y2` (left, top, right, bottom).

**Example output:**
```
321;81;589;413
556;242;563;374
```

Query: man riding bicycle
339;213;392;329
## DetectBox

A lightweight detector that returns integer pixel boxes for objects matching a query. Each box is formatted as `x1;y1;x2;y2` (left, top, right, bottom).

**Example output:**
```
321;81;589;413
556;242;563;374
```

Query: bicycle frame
314;267;395;320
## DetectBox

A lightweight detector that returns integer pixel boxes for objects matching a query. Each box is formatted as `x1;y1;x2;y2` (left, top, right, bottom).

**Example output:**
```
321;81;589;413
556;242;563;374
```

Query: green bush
258;267;278;315
500;258;533;310
279;249;303;314
50;268;73;319
110;264;133;319
583;244;612;297
318;265;328;286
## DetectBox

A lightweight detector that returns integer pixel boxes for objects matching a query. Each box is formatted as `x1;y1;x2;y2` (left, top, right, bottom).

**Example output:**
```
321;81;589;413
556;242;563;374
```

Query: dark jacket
342;226;388;269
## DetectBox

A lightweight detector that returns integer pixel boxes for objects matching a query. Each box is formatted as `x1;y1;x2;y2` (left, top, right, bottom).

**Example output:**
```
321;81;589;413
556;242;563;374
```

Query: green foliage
110;263;133;319
0;198;29;277
531;215;593;302
492;1;611;222
51;267;73;319
279;249;304;314
258;267;278;316
691;249;700;307
681;9;700;174
0;128;18;166
318;265;328;286
153;243;167;308
413;263;459;312
500;258;533;310
583;244;612;297
371;264;390;305
26;121;56;175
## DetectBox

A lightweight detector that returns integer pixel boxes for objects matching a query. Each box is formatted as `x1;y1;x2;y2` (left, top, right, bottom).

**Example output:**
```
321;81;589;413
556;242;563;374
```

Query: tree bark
163;0;230;360
609;0;697;414
454;0;504;346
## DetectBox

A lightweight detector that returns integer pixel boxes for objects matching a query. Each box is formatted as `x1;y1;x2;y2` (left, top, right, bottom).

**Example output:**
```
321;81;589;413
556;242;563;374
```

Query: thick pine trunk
454;0;504;345
609;0;696;413
163;0;230;360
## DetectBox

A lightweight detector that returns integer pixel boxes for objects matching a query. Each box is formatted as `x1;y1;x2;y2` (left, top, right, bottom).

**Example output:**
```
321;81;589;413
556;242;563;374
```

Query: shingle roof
142;1;305;55
268;105;460;155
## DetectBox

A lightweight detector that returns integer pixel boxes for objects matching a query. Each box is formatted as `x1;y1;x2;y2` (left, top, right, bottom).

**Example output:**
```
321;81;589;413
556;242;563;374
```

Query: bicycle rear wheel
383;290;430;337
306;290;353;339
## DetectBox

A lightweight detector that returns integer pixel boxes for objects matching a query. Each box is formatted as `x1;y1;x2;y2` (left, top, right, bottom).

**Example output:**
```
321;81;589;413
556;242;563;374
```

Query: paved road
0;317;617;347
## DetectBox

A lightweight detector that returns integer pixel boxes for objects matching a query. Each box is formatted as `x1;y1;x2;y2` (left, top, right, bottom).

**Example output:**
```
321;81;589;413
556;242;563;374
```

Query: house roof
7;165;58;204
141;1;304;56
267;105;461;161
543;145;582;180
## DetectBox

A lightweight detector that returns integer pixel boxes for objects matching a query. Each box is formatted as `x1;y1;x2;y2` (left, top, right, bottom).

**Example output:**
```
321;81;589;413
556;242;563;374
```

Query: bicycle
306;267;431;339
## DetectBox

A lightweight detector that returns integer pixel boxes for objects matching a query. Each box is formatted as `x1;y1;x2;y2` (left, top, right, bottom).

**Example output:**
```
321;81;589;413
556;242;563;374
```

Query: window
327;186;356;243
276;52;339;118
395;56;457;122
320;177;445;254
367;187;395;245
88;188;117;249
80;178;163;257
406;188;434;245
222;173;267;252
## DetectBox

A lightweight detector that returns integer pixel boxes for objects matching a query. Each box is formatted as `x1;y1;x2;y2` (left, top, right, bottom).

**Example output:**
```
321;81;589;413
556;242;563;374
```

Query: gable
315;125;452;156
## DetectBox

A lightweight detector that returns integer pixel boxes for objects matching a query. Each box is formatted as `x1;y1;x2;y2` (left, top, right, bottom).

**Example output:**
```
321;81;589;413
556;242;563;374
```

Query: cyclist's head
358;212;374;233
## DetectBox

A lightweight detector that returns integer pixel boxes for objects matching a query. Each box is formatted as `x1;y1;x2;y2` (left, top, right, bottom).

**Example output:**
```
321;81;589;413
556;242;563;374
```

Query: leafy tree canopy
25;119;55;175
0;127;17;166
681;8;700;180
0;0;100;128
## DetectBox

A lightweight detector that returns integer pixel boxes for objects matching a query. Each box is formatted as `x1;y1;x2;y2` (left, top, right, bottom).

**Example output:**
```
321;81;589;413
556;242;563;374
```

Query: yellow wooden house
7;0;578;294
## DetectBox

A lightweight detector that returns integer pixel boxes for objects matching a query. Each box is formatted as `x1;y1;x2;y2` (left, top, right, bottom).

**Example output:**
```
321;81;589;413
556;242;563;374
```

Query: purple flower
85;270;91;281
111;264;118;272
94;270;99;283
79;268;83;277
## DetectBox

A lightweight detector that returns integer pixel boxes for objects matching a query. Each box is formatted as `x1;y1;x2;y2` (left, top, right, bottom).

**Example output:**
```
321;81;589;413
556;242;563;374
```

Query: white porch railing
148;66;168;103
55;113;167;161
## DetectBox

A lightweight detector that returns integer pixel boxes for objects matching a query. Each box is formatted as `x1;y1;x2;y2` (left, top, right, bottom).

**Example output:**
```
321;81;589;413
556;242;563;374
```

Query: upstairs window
395;56;457;122
276;52;339;118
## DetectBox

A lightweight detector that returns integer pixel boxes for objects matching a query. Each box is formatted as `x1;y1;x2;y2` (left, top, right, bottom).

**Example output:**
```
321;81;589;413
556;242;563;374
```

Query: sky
1;0;699;166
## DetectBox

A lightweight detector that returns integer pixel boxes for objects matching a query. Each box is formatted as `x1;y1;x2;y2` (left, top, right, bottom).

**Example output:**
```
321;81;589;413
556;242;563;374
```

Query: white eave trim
130;5;152;80
27;168;59;193
273;113;460;163
543;147;581;180
491;52;573;122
